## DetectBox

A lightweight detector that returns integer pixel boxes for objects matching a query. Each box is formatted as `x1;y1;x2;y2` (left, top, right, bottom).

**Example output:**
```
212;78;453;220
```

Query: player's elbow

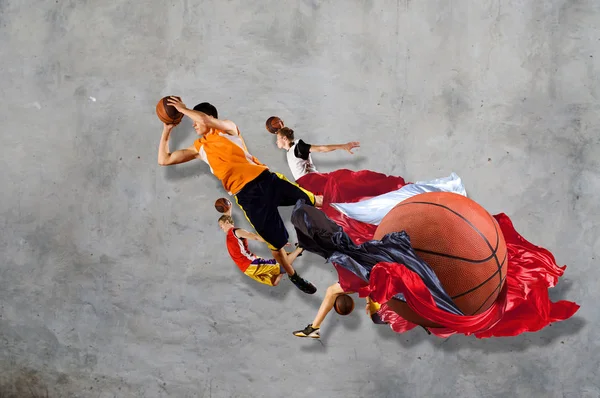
224;120;239;135
158;157;171;166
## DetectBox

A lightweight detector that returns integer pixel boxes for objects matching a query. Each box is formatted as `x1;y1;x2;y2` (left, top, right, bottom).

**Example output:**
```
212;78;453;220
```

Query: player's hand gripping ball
156;96;184;125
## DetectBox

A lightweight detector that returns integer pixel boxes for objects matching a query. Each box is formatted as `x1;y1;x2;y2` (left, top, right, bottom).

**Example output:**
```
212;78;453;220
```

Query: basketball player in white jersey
265;117;360;181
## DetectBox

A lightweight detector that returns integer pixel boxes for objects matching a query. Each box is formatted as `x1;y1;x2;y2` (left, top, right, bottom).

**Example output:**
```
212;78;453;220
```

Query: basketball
373;191;507;328
265;116;283;134
214;198;232;213
156;96;184;125
334;294;355;315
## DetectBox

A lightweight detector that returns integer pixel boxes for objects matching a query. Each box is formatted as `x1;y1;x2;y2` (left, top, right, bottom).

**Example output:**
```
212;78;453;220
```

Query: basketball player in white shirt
265;116;360;181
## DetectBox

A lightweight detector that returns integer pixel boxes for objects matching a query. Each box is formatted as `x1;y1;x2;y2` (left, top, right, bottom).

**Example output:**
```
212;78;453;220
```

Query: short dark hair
277;127;294;141
193;102;218;118
218;215;233;224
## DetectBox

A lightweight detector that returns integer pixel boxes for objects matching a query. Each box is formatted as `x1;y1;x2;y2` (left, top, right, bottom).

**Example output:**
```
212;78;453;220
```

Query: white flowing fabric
329;172;467;226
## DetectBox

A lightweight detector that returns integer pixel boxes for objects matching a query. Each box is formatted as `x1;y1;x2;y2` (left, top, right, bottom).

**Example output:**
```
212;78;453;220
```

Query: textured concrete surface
1;0;598;397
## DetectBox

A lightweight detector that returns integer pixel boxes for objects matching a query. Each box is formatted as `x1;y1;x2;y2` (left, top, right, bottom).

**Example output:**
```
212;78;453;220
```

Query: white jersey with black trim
286;139;317;180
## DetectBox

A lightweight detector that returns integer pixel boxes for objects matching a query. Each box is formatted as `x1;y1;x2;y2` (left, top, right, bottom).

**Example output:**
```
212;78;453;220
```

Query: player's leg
269;246;303;275
254;205;316;294
263;248;302;286
311;283;348;328
236;195;317;294
286;246;304;264
271;171;323;208
293;282;349;338
273;273;284;286
270;247;315;294
235;189;316;294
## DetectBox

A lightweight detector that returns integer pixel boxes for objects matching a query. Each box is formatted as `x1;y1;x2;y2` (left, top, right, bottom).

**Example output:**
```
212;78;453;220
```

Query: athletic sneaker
289;272;317;294
293;324;320;338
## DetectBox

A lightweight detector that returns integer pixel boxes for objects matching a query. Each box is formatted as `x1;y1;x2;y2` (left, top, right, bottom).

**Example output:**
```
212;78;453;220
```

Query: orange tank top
194;129;268;195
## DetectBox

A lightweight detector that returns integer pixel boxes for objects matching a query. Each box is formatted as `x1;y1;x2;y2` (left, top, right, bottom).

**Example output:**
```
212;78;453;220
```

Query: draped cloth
293;169;580;338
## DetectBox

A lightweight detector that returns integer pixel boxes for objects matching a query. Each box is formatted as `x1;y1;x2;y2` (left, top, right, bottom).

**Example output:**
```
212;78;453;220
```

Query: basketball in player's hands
156;96;184;125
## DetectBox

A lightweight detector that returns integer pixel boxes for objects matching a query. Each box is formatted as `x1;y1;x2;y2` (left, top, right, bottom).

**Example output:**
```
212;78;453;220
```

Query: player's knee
326;284;339;296
326;283;343;296
271;246;286;257
263;234;286;252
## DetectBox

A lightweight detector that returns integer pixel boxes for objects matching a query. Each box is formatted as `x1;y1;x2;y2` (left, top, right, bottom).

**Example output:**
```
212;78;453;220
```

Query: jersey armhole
294;140;311;160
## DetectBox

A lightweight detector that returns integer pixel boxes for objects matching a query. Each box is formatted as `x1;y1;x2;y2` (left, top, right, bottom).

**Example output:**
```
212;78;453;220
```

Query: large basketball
373;192;507;328
156;96;184;125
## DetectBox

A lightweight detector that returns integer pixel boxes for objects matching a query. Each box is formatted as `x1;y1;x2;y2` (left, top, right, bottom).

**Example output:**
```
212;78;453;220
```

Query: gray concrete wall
1;0;598;397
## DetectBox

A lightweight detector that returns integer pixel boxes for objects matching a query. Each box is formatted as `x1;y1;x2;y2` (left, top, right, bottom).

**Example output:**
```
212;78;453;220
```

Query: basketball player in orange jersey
265;116;360;181
157;97;320;294
218;214;304;287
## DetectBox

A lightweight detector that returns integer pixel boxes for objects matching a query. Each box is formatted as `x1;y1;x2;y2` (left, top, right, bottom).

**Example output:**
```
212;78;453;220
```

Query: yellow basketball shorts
243;258;284;286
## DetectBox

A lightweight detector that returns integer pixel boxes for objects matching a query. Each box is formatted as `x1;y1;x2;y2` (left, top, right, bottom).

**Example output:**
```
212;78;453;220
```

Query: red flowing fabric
297;170;580;338
297;169;407;245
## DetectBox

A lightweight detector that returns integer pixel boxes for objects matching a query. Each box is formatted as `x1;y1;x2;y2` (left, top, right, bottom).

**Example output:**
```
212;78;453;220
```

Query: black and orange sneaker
293;324;320;338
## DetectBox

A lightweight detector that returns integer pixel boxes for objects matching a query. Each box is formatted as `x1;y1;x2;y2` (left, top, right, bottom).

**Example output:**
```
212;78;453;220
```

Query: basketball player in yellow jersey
157;97;320;294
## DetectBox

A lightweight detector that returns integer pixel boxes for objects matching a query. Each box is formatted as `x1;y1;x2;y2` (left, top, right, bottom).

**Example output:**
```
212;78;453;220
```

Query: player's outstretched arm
157;123;199;166
235;229;266;243
310;141;360;154
167;96;238;136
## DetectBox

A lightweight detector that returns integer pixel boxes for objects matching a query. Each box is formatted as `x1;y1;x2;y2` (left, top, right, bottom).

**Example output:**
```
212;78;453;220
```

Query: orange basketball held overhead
373;192;507;328
156;96;184;125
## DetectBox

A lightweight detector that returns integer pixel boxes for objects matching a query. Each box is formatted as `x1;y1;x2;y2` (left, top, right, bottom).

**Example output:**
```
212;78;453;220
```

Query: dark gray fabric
291;200;464;315
291;201;342;259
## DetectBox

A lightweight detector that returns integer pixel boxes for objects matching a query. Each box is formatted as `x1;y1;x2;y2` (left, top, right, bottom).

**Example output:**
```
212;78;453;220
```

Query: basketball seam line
491;213;503;288
470;273;507;315
394;201;496;253
397;200;504;302
413;248;497;263
450;250;508;300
